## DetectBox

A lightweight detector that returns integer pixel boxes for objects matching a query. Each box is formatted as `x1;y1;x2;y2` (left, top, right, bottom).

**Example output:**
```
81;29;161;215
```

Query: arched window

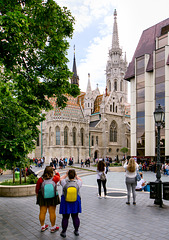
114;80;117;91
80;128;84;146
110;105;112;112
56;126;60;145
96;136;98;145
120;80;123;91
64;127;68;145
110;121;117;142
109;81;111;92
113;102;115;112
73;127;76;146
92;136;94;146
116;106;117;113
49;127;51;146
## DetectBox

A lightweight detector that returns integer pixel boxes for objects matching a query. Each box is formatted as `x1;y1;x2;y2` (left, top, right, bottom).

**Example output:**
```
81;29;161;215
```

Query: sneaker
126;202;130;205
60;231;66;238
41;224;49;232
133;202;136;205
74;230;79;236
50;226;59;233
104;195;107;199
98;196;102;199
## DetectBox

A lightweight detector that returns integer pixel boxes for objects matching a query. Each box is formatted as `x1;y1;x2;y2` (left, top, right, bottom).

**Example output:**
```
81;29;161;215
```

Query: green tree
0;0;80;175
120;147;128;159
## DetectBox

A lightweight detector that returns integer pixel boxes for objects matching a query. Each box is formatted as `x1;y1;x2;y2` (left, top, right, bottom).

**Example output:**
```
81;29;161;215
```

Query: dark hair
68;169;76;179
42;166;53;180
97;161;105;172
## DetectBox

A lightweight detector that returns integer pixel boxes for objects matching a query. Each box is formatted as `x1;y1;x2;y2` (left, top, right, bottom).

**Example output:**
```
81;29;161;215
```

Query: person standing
123;158;138;205
59;169;82;238
36;166;60;232
97;160;107;199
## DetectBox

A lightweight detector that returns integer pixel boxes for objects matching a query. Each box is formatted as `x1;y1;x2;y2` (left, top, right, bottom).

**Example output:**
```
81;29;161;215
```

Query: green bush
27;174;38;184
0;174;38;185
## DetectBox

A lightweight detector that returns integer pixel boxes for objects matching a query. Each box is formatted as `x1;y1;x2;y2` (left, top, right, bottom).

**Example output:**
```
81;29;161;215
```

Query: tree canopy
0;0;80;169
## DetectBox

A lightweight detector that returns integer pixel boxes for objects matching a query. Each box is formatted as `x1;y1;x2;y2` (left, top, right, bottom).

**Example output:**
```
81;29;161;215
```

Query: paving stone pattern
1;166;169;240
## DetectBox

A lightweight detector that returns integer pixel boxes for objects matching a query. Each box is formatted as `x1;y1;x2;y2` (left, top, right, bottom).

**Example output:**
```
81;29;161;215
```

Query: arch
64;126;68;145
56;126;60;145
110;121;117;142
94;150;99;160
80;128;84;146
73;127;77;146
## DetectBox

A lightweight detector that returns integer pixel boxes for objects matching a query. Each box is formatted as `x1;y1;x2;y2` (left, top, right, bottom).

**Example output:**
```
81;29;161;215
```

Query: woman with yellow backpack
59;169;82;238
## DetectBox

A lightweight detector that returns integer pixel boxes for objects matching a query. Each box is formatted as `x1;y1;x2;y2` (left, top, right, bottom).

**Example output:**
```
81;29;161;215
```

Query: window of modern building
110;121;117;142
64;127;68;145
73;127;76;146
56;127;60;145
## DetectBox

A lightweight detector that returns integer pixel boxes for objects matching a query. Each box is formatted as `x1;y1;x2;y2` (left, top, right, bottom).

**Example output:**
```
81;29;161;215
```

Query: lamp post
153;104;165;207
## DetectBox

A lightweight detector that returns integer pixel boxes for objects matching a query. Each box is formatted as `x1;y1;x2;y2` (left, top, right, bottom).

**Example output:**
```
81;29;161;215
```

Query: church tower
106;9;128;103
84;73;94;117
71;45;79;86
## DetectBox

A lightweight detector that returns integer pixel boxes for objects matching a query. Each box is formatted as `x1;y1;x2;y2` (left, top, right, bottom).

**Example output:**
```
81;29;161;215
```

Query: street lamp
153;104;165;206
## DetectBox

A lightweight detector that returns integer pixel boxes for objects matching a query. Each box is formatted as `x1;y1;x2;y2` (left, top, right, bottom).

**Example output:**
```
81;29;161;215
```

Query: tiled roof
125;18;169;81
89;120;100;127
93;94;103;113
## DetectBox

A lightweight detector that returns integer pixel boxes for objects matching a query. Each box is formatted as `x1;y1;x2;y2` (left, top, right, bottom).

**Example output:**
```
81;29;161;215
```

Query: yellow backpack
63;180;79;202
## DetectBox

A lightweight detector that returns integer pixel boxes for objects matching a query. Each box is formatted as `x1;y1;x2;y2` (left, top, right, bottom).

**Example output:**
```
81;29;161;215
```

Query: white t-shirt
136;179;145;189
123;162;138;178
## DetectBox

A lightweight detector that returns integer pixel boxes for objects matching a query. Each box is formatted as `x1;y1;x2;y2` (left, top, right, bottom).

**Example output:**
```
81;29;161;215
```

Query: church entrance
94;150;98;160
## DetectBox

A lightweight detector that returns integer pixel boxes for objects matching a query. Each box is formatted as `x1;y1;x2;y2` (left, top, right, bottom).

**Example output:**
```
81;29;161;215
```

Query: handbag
100;172;106;181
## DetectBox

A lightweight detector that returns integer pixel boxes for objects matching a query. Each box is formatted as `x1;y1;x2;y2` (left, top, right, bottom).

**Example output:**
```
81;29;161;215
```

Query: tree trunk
13;167;15;183
20;169;22;184
24;167;27;183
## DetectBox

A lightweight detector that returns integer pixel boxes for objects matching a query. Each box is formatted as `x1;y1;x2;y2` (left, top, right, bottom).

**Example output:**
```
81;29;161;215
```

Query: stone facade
32;10;130;164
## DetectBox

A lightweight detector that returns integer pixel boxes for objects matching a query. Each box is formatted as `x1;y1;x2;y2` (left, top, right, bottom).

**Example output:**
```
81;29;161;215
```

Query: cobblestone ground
1;166;169;240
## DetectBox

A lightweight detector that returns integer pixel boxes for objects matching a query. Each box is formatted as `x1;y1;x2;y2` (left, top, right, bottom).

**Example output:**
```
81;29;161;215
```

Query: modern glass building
125;18;169;162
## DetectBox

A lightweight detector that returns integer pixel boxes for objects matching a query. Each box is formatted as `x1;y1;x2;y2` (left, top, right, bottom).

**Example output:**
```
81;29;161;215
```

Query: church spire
71;45;79;86
112;9;119;49
86;73;92;93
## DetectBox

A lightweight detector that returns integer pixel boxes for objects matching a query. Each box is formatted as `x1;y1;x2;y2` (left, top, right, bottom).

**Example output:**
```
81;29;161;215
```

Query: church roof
89;120;100;127
93;94;103;113
125;18;169;81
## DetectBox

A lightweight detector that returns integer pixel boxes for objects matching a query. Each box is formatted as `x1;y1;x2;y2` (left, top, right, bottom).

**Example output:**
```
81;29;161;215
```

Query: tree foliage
120;147;128;154
0;0;80;169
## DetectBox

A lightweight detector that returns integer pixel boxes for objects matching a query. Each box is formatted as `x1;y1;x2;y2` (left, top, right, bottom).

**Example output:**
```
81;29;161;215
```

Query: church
33;10;131;164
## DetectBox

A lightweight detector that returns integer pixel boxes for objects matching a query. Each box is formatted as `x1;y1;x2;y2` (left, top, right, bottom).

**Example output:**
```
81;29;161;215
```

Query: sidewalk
0;168;169;239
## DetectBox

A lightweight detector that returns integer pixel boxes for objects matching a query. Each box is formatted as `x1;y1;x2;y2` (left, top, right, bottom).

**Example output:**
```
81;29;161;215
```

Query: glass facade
136;57;145;157
155;48;165;157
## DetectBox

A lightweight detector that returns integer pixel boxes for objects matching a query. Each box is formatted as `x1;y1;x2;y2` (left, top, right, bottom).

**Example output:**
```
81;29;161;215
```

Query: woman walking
123;158;138;205
97;160;107;199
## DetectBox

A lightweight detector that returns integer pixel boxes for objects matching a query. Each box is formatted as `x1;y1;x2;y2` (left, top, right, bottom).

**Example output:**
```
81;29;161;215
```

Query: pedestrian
97;160;107;199
59;169;82;238
123;158;138;205
35;166;60;232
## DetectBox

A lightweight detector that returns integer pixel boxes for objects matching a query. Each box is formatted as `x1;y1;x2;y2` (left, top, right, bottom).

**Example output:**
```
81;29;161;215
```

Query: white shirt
136;179;145;189
123;162;138;178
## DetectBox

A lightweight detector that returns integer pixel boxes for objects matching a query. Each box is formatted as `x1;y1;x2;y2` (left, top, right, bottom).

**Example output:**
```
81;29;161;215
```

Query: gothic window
110;121;117;142
80;128;84;146
116;106;117;113
37;135;40;146
109;81;111;92
120;80;123;91
64;127;68;145
92;136;94;146
56;126;60;145
110;105;112;112
88;103;89;107
113;102;115;112
120;97;123;103
73;127;76;146
114;80;117;91
96;136;98;145
49;127;51;146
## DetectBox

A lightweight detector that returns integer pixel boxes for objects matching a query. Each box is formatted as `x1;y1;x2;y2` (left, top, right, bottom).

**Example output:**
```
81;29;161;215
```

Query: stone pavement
1;165;169;240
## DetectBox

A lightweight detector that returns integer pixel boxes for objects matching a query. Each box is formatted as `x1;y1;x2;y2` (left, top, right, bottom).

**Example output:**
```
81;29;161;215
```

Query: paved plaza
0;166;169;240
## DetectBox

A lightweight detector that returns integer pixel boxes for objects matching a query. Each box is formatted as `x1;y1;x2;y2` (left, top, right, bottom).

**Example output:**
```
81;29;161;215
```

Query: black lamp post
153;104;165;206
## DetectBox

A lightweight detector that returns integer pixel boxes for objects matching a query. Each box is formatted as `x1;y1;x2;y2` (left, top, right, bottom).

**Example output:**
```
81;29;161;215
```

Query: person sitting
135;172;146;191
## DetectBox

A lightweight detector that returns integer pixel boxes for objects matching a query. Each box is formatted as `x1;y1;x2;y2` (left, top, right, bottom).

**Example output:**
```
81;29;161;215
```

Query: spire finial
114;9;117;17
112;9;119;49
74;45;75;55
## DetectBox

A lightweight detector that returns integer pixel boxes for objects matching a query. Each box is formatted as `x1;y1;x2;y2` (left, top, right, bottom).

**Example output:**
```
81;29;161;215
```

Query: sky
56;0;169;99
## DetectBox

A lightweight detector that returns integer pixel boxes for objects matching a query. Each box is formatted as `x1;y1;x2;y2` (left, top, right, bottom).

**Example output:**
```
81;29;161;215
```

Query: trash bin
15;171;20;179
163;182;169;200
150;182;158;199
